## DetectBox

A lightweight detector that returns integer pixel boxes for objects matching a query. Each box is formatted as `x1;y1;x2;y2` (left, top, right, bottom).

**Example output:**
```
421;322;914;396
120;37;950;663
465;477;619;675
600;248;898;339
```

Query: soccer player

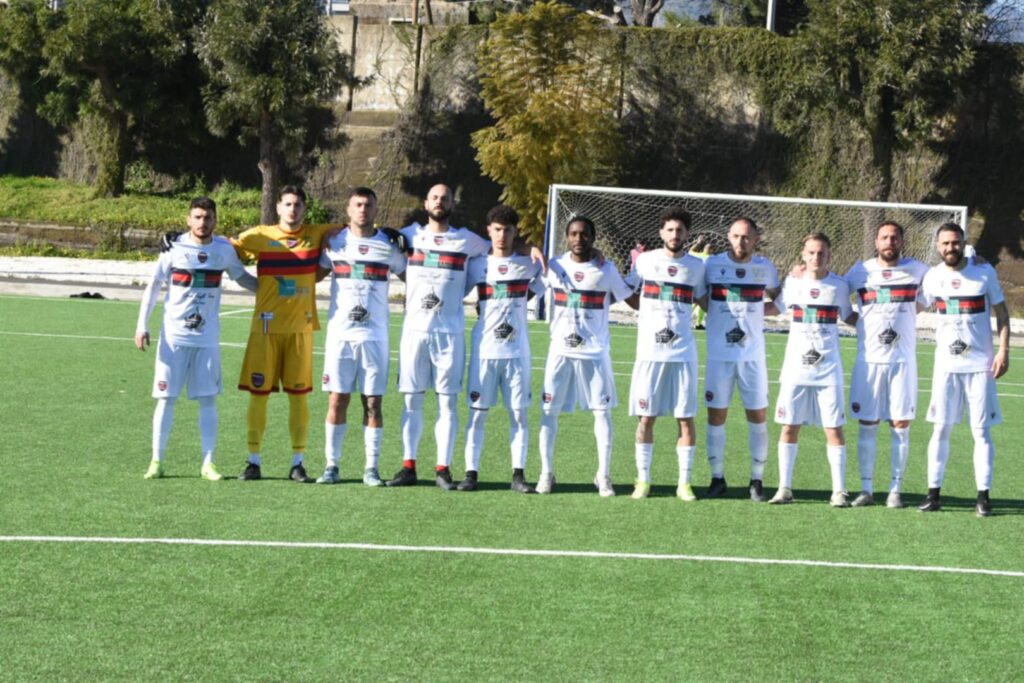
537;216;635;496
459;205;545;493
844;221;929;508
234;186;340;483
769;232;857;507
135;197;256;480
919;223;1010;517
702;218;780;501
623;208;707;500
315;187;407;486
386;184;493;490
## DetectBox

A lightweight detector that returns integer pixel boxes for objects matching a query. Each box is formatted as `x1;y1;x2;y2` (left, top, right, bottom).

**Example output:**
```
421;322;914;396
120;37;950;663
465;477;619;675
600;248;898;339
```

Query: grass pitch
1;294;1023;681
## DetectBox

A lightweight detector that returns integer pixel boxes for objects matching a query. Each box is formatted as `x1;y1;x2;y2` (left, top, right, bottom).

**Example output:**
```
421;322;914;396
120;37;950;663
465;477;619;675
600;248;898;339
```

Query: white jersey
625;250;706;363
776;273;853;386
544;254;634;360
401;224;490;334
467;253;544;360
704;253;779;362
921;260;1004;373
320;228;407;344
845;257;928;364
138;235;249;348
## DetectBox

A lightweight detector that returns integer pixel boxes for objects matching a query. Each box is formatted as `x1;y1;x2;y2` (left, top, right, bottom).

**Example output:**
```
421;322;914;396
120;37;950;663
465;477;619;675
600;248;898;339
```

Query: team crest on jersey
157;381;168;391
251;373;265;388
573;271;584;283
952;279;961;289
542;393;552;404
198;252;208;264
433;235;445;246
322;374;330;385
498;264;509;275
882;269;892;280
852;402;861;413
736;268;746;278
810;288;820;299
358;244;369;255
705;390;714;402
667;266;678;276
638;398;648;410
470;391;480;402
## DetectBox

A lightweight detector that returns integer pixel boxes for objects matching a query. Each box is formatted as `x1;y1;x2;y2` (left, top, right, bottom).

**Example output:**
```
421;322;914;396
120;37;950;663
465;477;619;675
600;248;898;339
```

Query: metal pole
766;0;777;32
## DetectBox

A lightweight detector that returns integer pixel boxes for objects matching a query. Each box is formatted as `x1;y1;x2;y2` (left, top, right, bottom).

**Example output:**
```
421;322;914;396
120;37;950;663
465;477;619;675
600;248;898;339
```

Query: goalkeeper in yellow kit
233;186;339;482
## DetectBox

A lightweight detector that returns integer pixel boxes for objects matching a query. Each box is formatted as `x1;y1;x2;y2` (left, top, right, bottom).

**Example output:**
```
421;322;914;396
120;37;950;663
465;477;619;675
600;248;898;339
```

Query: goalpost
543;184;969;277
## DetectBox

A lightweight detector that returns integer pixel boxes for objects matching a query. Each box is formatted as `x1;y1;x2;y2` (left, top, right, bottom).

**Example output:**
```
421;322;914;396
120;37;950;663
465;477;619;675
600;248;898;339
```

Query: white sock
248;453;261;466
435;394;459;468
152;397;176;461
325;422;348;468
401;393;424;462
927;423;953;488
465;408;488;472
748;421;768;481
706;423;726;478
826;445;846;493
364;427;382;470
856;423;878;494
677;445;696;485
778;442;798;489
291;452;304;467
593;410;613;478
635;442;654;483
971;425;994;491
198;396;217;466
509;408;529;471
539;412;559;475
889;427;910;492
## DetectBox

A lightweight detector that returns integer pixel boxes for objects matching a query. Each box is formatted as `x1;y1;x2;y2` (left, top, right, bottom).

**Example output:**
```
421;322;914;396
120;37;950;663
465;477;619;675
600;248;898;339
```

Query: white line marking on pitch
1;535;1021;578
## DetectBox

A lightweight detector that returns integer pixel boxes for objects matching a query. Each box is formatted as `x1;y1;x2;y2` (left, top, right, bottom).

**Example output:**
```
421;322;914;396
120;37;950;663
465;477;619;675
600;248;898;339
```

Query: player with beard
702;218;780;501
843;221;929;508
623;208;707;500
315;187;407;486
387;185;544;489
768;232;858;507
919;223;1009;517
537;216;635;496
458;205;545;493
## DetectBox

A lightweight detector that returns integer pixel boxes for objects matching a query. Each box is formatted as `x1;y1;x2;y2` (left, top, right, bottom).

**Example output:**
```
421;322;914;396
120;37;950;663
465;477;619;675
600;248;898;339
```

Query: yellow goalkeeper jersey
232;223;339;334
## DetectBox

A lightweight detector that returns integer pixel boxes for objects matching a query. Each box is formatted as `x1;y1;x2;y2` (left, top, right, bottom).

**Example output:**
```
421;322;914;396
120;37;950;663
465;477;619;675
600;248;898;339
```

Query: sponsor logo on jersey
802;348;823;365
949;339;970;355
251;372;265;389
654;327;677;344
725;326;746;344
348;305;369;322
494;321;514;340
421;291;441;310
564;332;585;348
878;327;899;346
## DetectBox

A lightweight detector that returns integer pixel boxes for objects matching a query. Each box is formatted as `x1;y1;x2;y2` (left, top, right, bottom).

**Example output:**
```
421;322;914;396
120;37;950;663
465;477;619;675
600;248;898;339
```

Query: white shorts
775;383;845;428
704;358;768;410
629;360;698;418
848;359;917;422
467;356;532;410
322;338;389;396
926;369;1002;427
398;330;464;395
541;354;617;414
152;337;221;400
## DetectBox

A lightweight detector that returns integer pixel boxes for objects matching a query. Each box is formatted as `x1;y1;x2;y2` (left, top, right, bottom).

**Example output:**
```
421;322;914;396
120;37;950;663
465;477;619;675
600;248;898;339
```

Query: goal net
544;184;968;277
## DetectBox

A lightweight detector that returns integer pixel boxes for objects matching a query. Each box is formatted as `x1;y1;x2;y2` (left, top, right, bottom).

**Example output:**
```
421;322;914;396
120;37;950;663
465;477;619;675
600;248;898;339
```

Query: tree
0;0;190;197
472;1;622;242
779;0;987;203
196;0;355;224
630;0;666;26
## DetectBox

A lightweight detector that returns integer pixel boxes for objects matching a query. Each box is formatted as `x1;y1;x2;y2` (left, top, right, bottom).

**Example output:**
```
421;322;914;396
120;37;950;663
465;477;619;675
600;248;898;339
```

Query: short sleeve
390;248;407;276
606;262;634;302
694;262;707;299
838;280;854;320
986;266;1006;307
624;263;641;291
224;246;249;280
766;261;780;290
231;228;259;263
919;273;936;308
